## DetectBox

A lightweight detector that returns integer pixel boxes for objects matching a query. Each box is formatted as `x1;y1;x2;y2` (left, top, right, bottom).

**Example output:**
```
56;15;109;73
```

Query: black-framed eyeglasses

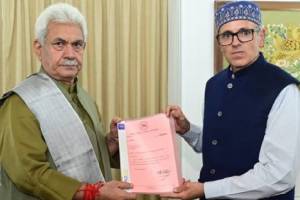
216;27;260;46
49;38;86;52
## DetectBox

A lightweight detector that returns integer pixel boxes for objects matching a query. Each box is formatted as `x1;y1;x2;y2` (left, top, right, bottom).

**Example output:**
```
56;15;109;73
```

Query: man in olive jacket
0;3;136;200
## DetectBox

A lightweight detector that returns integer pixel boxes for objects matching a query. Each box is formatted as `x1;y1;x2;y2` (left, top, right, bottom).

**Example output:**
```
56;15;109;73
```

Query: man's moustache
61;59;79;66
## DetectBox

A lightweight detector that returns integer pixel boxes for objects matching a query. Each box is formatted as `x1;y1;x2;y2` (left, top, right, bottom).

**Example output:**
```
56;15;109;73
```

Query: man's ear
33;40;42;61
258;27;266;48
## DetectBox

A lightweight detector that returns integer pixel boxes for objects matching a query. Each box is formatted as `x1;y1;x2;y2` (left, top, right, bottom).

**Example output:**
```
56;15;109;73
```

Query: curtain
0;0;168;199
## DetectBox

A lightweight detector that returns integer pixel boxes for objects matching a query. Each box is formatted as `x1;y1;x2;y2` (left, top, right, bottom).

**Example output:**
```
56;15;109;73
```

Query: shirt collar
39;67;78;94
227;52;266;79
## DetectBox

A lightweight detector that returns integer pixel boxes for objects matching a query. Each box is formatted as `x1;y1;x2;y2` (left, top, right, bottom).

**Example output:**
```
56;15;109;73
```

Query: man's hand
106;117;122;156
97;181;136;200
166;105;190;135
160;181;204;200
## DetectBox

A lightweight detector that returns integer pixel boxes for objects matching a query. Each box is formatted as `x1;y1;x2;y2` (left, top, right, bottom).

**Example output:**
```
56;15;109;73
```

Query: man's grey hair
35;3;88;44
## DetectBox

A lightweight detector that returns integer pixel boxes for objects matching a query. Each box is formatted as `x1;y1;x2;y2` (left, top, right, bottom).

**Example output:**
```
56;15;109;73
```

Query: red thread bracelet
94;182;104;199
81;182;104;200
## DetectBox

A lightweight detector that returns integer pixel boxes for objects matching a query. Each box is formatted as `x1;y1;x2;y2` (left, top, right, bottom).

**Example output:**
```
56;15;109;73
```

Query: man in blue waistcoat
163;1;300;199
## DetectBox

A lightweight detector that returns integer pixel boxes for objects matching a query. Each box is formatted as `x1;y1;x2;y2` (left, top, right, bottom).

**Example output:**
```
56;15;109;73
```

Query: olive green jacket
0;78;117;200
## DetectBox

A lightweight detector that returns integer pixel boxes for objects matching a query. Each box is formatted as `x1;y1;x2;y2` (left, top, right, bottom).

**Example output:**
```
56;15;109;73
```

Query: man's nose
232;35;241;46
63;44;76;58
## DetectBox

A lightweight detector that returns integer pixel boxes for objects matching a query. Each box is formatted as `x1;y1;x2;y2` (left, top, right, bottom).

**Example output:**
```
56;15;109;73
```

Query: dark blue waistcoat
200;54;299;200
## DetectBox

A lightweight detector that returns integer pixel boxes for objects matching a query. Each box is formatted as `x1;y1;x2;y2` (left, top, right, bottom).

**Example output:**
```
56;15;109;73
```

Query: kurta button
217;111;222;117
212;140;218;145
231;74;235;79
210;169;216;175
227;83;233;89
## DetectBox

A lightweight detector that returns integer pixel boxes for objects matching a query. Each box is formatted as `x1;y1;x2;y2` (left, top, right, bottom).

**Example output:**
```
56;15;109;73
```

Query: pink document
117;113;182;194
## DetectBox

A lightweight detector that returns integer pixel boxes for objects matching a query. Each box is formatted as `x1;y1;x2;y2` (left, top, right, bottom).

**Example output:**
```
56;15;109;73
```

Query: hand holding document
117;113;182;194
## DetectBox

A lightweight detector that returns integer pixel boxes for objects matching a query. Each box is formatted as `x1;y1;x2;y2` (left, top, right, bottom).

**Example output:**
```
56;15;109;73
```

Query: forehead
46;22;84;41
219;20;258;33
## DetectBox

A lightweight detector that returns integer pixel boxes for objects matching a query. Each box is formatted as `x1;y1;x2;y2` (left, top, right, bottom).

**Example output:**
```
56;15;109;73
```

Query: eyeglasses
216;27;260;46
49;39;86;52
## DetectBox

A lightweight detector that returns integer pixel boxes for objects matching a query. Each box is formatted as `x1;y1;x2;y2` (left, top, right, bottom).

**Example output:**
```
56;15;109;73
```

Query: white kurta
182;84;300;199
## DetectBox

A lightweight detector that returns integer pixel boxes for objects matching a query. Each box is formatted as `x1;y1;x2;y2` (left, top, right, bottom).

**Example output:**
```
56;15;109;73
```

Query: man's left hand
106;117;122;155
160;181;204;200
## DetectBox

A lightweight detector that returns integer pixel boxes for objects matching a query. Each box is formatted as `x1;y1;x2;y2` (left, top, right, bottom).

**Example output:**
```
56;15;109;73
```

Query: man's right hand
98;181;136;200
166;105;190;135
